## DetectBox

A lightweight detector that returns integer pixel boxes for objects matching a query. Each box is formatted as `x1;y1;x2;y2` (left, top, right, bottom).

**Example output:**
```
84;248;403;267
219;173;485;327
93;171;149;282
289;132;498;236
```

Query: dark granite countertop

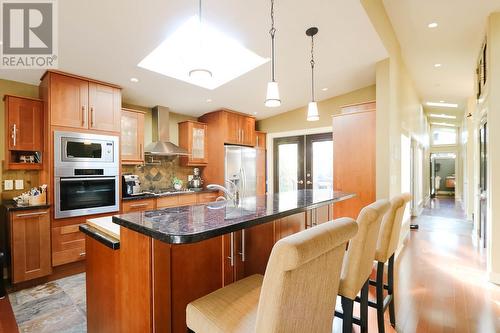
113;190;355;244
121;188;218;201
1;201;50;211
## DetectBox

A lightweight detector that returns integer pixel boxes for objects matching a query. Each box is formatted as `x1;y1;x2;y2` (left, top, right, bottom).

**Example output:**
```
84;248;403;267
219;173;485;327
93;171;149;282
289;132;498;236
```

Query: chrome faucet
207;180;240;206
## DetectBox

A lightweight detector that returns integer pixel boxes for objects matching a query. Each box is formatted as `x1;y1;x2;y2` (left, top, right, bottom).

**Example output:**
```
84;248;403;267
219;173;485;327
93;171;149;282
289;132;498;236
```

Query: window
432;127;457;146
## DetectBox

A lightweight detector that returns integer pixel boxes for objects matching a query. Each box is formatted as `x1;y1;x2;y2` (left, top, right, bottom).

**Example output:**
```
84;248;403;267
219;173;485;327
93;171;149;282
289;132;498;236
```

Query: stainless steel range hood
144;105;188;156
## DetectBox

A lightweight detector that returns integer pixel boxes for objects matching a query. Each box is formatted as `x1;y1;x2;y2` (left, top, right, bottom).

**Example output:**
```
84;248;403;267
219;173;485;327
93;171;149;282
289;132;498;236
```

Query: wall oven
54;131;119;219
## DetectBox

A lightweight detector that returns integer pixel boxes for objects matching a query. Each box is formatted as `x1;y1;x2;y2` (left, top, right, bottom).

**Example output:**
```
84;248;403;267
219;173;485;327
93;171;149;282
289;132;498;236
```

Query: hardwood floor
0;297;18;333
335;198;500;332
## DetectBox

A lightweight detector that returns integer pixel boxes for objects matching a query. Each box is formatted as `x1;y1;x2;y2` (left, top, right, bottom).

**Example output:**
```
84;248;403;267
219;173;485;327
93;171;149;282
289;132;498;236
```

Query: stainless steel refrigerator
224;145;257;198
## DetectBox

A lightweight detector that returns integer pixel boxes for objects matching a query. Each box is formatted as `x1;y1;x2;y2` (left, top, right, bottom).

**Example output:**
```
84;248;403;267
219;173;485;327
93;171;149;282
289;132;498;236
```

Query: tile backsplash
122;157;198;191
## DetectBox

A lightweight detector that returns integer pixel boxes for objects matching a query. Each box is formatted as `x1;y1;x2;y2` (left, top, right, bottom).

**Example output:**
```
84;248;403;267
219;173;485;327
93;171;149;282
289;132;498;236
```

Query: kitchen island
82;190;355;333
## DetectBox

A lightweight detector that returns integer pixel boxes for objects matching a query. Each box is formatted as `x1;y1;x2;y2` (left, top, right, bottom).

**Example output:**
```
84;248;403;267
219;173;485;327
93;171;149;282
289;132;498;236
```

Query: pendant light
265;0;281;107
306;27;319;121
189;0;213;82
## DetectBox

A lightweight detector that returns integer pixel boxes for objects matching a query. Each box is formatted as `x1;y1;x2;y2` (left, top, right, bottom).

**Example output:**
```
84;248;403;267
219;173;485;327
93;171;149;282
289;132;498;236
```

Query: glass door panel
273;136;304;192
306;133;333;190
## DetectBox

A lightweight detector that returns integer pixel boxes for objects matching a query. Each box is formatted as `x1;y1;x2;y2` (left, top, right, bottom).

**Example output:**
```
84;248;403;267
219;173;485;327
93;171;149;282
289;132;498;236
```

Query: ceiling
0;0;387;120
383;0;500;114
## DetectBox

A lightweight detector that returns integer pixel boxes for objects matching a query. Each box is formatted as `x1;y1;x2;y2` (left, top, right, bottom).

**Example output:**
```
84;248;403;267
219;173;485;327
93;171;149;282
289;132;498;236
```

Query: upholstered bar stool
186;218;358;333
334;199;390;333
369;193;411;333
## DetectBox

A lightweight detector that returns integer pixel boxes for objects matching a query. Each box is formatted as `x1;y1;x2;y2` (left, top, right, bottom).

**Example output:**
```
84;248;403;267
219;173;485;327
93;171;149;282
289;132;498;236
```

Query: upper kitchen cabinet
200;109;255;147
178;121;208;166
4;95;43;170
42;71;121;132
121;108;145;165
255;131;266;149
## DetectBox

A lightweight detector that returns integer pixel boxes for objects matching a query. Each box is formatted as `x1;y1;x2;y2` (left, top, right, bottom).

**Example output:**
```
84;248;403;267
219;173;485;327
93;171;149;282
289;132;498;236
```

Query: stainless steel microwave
54;131;119;167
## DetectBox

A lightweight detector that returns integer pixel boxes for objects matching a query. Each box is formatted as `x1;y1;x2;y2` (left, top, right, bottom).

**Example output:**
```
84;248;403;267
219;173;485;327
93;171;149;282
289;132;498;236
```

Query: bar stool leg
388;254;396;327
360;279;369;333
376;261;385;333
341;296;354;333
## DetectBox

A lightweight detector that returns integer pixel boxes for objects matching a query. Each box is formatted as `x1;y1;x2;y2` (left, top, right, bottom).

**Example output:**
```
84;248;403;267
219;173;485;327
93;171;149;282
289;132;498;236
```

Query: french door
273;133;333;192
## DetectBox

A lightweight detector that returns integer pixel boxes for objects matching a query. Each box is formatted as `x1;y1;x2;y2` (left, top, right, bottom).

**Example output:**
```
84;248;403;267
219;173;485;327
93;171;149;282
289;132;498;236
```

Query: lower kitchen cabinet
306;205;331;228
122;198;156;212
274;212;307;241
9;209;52;283
52;224;86;266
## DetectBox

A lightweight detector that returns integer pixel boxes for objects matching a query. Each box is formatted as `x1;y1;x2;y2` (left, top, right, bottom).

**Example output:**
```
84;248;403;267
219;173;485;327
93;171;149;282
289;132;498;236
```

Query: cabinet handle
239;229;246;262
11;124;17;147
140;143;143;157
241;129;244;143
228;232;235;267
256;136;259;147
312;209;317;226
82;106;86;126
90;106;95;128
130;203;149;208
79;252;86;257
15;211;48;218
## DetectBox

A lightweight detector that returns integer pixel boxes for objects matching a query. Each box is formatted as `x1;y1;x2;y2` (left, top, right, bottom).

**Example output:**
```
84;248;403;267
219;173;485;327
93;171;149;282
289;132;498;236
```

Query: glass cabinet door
191;126;205;160
121;110;144;164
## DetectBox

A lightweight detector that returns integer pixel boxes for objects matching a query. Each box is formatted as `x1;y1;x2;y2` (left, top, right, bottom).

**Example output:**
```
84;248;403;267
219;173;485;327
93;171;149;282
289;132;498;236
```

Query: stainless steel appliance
188;167;203;190
54;131;119;219
224;146;257;199
122;175;142;197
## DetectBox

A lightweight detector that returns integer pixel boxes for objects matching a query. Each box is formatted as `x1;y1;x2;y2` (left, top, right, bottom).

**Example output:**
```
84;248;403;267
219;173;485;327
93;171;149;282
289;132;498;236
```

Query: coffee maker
188;168;203;190
122;175;142;197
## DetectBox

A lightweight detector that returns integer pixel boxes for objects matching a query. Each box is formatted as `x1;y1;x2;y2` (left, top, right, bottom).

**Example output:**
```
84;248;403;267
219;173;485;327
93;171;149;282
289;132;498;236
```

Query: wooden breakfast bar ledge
80;189;355;333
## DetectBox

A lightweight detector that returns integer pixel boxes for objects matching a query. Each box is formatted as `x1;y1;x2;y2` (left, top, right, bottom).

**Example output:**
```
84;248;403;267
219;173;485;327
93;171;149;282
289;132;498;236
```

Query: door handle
15;211;48;218
11;124;17;147
298;180;304;184
306;180;312;185
90;106;95;127
239;229;246;262
130;203;149;208
228;233;235;267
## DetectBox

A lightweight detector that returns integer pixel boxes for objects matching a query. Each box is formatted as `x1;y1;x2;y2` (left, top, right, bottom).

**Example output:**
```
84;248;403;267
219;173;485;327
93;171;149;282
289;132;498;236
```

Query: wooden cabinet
178;121;208;166
274;212;306;242
52;224;86;266
197;192;218;203
121;108;145;164
4;95;44;170
9;209;52;283
122;198;156;213
240;116;256;146
333;105;376;219
306;205;331;228
223;222;275;285
255;131;266;149
47;71;121;132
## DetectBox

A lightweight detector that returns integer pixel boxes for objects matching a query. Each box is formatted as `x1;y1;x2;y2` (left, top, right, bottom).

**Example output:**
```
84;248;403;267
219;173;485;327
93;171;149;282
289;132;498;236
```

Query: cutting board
86;216;120;240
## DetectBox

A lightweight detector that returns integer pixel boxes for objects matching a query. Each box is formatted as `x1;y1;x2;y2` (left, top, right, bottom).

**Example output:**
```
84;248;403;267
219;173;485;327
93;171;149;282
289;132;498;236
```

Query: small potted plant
172;177;183;191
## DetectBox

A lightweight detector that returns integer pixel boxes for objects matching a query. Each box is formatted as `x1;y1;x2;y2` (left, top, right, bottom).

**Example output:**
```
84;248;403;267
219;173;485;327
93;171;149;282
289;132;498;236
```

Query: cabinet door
88;83;121;132
224;112;241;144
6;96;43;151
50;73;89;129
274;212;306;242
122;198;156;213
121;110;144;164
255;131;266;149
235;222;275;280
190;123;208;164
240;116;255;146
223;233;236;285
10;210;52;283
52;224;86;266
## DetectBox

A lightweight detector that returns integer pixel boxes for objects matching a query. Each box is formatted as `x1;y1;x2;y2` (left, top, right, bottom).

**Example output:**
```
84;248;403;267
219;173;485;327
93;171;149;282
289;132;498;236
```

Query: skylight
138;16;269;90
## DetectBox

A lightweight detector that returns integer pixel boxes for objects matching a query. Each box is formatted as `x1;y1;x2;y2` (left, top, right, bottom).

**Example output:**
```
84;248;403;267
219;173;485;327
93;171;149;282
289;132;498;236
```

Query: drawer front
197;192;218;204
122;199;155;213
178;194;197;206
52;224;86;266
156;196;179;209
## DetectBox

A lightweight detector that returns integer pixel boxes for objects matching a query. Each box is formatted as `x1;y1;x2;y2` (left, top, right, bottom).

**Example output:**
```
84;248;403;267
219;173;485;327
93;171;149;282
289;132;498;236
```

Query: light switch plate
15;179;24;190
4;180;14;191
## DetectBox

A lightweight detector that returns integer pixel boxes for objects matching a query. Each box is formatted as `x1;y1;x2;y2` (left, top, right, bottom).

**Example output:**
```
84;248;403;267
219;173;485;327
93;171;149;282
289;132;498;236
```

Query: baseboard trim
488;271;500;285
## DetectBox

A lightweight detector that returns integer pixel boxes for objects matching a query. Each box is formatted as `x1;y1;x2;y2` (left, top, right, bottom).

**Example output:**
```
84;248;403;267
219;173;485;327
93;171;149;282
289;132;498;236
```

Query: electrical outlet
15;179;24;190
4;180;14;191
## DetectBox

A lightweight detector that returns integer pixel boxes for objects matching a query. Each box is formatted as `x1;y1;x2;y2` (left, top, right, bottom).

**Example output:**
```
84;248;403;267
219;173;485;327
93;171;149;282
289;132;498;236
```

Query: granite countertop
121;188;218;201
1;201;51;211
113;190;355;244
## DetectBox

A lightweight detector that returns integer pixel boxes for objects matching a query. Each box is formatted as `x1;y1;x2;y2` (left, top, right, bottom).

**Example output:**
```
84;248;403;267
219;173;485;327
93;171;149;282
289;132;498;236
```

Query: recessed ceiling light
428;22;438;28
429;114;456;119
130;77;139;83
253;112;258;115
206;98;212;103
434;63;442;68
426;101;458;108
138;16;269;90
322;87;328;91
431;122;455;127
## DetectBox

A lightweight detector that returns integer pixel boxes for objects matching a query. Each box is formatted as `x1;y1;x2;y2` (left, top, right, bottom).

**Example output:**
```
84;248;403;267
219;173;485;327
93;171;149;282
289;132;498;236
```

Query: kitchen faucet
207;180;240;206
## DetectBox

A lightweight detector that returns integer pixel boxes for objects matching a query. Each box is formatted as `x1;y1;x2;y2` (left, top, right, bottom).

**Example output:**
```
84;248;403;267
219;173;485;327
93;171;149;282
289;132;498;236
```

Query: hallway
393;198;500;332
